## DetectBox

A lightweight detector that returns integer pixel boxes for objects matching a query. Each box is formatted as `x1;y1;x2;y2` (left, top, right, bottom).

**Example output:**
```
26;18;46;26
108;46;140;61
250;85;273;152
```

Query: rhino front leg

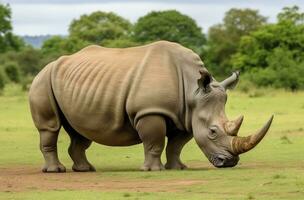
63;121;96;172
136;115;166;171
165;132;192;170
68;136;95;172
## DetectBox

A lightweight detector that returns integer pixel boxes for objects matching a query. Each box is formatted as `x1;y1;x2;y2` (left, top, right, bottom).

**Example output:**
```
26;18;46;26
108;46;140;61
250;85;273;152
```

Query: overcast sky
1;0;303;36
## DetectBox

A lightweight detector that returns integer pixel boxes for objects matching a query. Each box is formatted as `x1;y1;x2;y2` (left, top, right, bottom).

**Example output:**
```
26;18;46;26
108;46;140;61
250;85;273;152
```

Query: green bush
4;62;20;83
16;48;44;76
244;48;304;91
0;48;45;77
0;69;7;93
21;75;34;91
236;76;256;93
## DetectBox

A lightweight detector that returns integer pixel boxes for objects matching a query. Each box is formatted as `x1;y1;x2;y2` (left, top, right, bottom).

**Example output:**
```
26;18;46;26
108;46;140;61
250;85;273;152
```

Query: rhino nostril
214;156;225;167
217;157;225;163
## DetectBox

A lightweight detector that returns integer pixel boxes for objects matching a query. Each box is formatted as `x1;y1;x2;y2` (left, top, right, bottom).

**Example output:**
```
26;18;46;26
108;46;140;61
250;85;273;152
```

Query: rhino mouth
209;154;240;168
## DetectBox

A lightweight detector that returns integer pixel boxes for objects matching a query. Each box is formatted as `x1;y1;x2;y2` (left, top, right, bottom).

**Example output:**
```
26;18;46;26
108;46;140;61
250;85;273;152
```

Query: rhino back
50;41;198;145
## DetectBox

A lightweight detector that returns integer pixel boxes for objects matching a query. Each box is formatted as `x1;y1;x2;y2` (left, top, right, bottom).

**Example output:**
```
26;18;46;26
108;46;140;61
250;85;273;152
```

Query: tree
0;3;24;53
41;35;90;58
133;10;206;54
277;5;304;24
69;11;132;45
41;36;67;56
231;6;304;90
205;8;267;77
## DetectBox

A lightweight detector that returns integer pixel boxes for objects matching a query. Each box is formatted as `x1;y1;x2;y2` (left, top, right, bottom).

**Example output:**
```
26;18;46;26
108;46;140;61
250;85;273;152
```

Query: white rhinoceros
29;41;273;172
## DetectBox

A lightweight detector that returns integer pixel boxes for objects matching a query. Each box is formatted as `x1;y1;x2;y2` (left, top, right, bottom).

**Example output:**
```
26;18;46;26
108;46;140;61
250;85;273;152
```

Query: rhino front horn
231;115;274;155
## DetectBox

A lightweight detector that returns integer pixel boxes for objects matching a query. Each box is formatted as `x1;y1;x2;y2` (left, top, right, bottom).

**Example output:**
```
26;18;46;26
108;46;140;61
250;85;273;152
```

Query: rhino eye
208;126;218;140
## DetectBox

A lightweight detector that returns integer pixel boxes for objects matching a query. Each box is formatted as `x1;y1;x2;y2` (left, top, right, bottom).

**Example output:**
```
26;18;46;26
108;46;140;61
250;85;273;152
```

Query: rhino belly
64;112;142;146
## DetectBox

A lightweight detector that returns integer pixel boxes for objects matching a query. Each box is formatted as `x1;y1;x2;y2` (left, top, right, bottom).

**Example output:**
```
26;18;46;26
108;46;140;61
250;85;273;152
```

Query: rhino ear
197;69;212;93
220;71;240;90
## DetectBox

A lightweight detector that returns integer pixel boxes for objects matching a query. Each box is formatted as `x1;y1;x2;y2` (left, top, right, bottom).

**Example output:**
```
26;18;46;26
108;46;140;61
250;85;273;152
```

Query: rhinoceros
29;41;273;172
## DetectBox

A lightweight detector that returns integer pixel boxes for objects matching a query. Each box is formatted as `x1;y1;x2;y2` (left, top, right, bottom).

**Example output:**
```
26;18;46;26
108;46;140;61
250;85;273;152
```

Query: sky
1;0;304;36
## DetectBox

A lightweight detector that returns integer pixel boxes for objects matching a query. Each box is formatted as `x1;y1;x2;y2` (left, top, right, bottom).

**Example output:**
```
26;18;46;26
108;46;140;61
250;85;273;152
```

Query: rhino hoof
165;162;188;170
72;164;96;172
42;164;66;173
140;164;165;171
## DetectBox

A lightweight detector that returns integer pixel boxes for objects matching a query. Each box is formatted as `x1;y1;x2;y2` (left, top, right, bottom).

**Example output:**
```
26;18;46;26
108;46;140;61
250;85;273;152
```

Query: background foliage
133;10;206;54
232;6;304;90
0;4;303;92
0;4;303;199
204;8;267;77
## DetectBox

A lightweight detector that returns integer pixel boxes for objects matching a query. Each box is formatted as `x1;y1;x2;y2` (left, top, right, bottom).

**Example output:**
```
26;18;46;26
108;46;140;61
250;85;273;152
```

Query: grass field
0;84;303;200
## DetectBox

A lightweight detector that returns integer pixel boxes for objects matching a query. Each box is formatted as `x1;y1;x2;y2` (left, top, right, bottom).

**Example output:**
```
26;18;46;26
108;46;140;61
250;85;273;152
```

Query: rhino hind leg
39;130;66;173
29;73;66;173
136;115;166;171
62;119;96;172
30;105;66;173
165;132;192;170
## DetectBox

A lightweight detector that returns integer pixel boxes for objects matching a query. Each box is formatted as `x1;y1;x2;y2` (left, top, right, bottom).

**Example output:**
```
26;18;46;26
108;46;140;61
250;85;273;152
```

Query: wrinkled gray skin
29;41;273;172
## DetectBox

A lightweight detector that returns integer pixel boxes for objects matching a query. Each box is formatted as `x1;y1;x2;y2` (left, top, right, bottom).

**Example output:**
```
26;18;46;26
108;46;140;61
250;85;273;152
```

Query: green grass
0;84;304;199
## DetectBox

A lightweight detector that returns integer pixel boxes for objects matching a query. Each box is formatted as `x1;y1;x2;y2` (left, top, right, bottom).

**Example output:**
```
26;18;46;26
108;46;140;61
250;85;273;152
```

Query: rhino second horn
231;115;274;155
225;115;244;136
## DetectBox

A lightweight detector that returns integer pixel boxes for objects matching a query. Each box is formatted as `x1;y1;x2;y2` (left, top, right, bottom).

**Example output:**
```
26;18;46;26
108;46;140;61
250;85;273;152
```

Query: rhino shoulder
78;45;104;53
152;40;183;49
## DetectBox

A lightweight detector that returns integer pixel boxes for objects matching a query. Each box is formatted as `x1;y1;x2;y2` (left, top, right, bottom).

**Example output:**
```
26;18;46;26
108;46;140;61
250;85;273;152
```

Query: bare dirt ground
0;166;205;193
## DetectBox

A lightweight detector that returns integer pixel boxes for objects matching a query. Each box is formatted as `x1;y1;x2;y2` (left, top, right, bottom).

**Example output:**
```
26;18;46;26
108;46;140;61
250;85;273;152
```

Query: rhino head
191;69;273;168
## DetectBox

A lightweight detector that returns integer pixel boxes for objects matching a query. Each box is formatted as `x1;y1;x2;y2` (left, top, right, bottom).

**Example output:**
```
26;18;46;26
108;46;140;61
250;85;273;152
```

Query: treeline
0;3;303;92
